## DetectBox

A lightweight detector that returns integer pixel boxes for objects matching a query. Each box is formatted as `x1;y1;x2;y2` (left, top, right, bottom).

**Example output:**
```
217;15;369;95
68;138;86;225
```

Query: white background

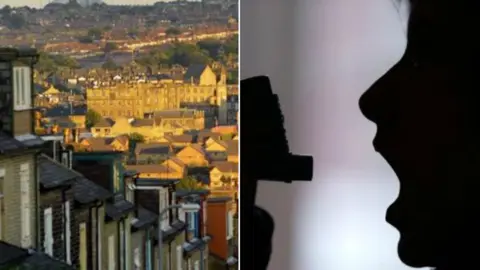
240;0;427;269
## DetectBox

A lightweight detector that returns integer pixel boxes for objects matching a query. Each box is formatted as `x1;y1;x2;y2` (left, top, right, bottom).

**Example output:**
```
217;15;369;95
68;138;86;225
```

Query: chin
397;234;435;268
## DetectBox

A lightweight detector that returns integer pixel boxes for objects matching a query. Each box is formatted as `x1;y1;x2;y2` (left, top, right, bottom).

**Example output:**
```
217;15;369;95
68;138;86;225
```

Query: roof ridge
39;153;84;178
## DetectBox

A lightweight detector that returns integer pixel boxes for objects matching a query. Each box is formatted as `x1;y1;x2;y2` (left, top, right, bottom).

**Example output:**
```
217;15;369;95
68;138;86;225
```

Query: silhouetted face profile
359;0;480;269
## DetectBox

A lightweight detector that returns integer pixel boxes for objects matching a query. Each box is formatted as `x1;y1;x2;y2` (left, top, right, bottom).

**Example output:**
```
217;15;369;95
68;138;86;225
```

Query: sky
242;0;425;269
0;0;175;8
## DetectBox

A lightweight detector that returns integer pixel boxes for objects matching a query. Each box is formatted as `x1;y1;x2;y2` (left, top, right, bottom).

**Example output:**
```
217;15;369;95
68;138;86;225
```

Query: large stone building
86;64;230;125
91;109;205;140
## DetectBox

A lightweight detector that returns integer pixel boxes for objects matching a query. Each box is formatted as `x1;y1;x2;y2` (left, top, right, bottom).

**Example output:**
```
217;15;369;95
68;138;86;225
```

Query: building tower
216;67;228;125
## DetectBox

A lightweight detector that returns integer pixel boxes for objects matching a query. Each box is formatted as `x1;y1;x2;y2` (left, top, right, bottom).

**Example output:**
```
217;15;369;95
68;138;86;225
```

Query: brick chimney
73;128;79;143
63;128;71;145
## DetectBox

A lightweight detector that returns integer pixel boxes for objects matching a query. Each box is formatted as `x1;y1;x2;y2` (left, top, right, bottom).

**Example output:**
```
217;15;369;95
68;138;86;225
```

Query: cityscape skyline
0;0;183;9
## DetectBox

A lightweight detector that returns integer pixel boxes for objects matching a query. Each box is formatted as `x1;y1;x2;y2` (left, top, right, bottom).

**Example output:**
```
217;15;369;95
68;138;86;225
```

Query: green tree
1;5;11;15
85;109;102;129
87;27;103;40
165;27;181;37
197;39;223;60
176;176;203;191
128;132;145;143
227;70;238;84
224;34;238;55
6;13;27;29
35;52;57;75
102;58;118;70
168;43;211;67
53;55;80;69
77;35;94;43
104;42;118;53
127;28;139;38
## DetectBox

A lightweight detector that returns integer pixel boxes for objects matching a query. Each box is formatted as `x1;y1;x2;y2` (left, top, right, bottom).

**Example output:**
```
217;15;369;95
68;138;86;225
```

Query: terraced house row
0;48;238;270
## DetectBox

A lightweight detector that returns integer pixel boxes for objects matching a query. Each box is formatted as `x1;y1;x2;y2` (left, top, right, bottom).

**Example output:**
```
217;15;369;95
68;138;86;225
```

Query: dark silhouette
240;76;314;269
359;0;480;269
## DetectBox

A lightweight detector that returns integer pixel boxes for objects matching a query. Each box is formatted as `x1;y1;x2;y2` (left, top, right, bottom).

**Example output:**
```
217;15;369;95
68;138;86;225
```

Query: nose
359;63;401;124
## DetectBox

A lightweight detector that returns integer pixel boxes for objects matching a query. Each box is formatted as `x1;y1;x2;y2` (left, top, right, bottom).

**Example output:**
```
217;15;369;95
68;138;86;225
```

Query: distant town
0;1;238;270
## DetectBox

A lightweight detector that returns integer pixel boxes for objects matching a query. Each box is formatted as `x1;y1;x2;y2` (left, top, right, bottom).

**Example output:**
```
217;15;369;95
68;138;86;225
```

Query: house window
105;129;111;135
226;210;234;240
64;201;71;264
44;207;53;256
79;223;87;270
176;245;183;270
108;235;115;270
187;212;195;232
95;129;101;132
13;66;31;111
20;163;32;248
0;168;5;240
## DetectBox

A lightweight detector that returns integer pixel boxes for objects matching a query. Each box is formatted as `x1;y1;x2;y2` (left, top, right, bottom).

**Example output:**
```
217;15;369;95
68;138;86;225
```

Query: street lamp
127;183;200;270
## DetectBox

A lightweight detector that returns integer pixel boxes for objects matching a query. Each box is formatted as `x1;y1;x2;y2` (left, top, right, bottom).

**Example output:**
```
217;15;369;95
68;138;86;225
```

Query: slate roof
130;119;154;127
125;164;176;174
79;136;128;152
0;241;26;266
38;155;78;190
211;161;238;173
135;143;171;155
208;152;228;162
154;220;186;243
183;237;206;254
154;110;195;119
20;252;75;269
181;144;206;156
197;130;221;144
0;132;44;155
165;134;194;144
176;189;210;198
134;178;179;187
131;207;158;230
93;118;115;128
225;140;238;155
43;105;87;117
206;137;228;149
207;196;232;203
73;177;112;205
183;64;207;83
0;241;74;269
105;193;136;221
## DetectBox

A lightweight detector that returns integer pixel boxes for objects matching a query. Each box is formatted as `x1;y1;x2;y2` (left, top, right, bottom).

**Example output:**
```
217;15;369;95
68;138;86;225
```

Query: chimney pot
73;128;79;143
63;128;71;145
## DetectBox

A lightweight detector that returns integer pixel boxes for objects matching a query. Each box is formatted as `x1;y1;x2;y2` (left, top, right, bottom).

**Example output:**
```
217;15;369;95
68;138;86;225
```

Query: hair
391;0;411;34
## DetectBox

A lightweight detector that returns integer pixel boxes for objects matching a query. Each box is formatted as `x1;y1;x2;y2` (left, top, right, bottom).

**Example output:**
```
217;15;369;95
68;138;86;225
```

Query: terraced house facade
0;48;75;268
0;48;239;270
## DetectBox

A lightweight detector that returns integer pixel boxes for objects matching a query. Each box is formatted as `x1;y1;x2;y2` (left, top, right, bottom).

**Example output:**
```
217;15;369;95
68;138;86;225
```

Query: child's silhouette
360;0;480;269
